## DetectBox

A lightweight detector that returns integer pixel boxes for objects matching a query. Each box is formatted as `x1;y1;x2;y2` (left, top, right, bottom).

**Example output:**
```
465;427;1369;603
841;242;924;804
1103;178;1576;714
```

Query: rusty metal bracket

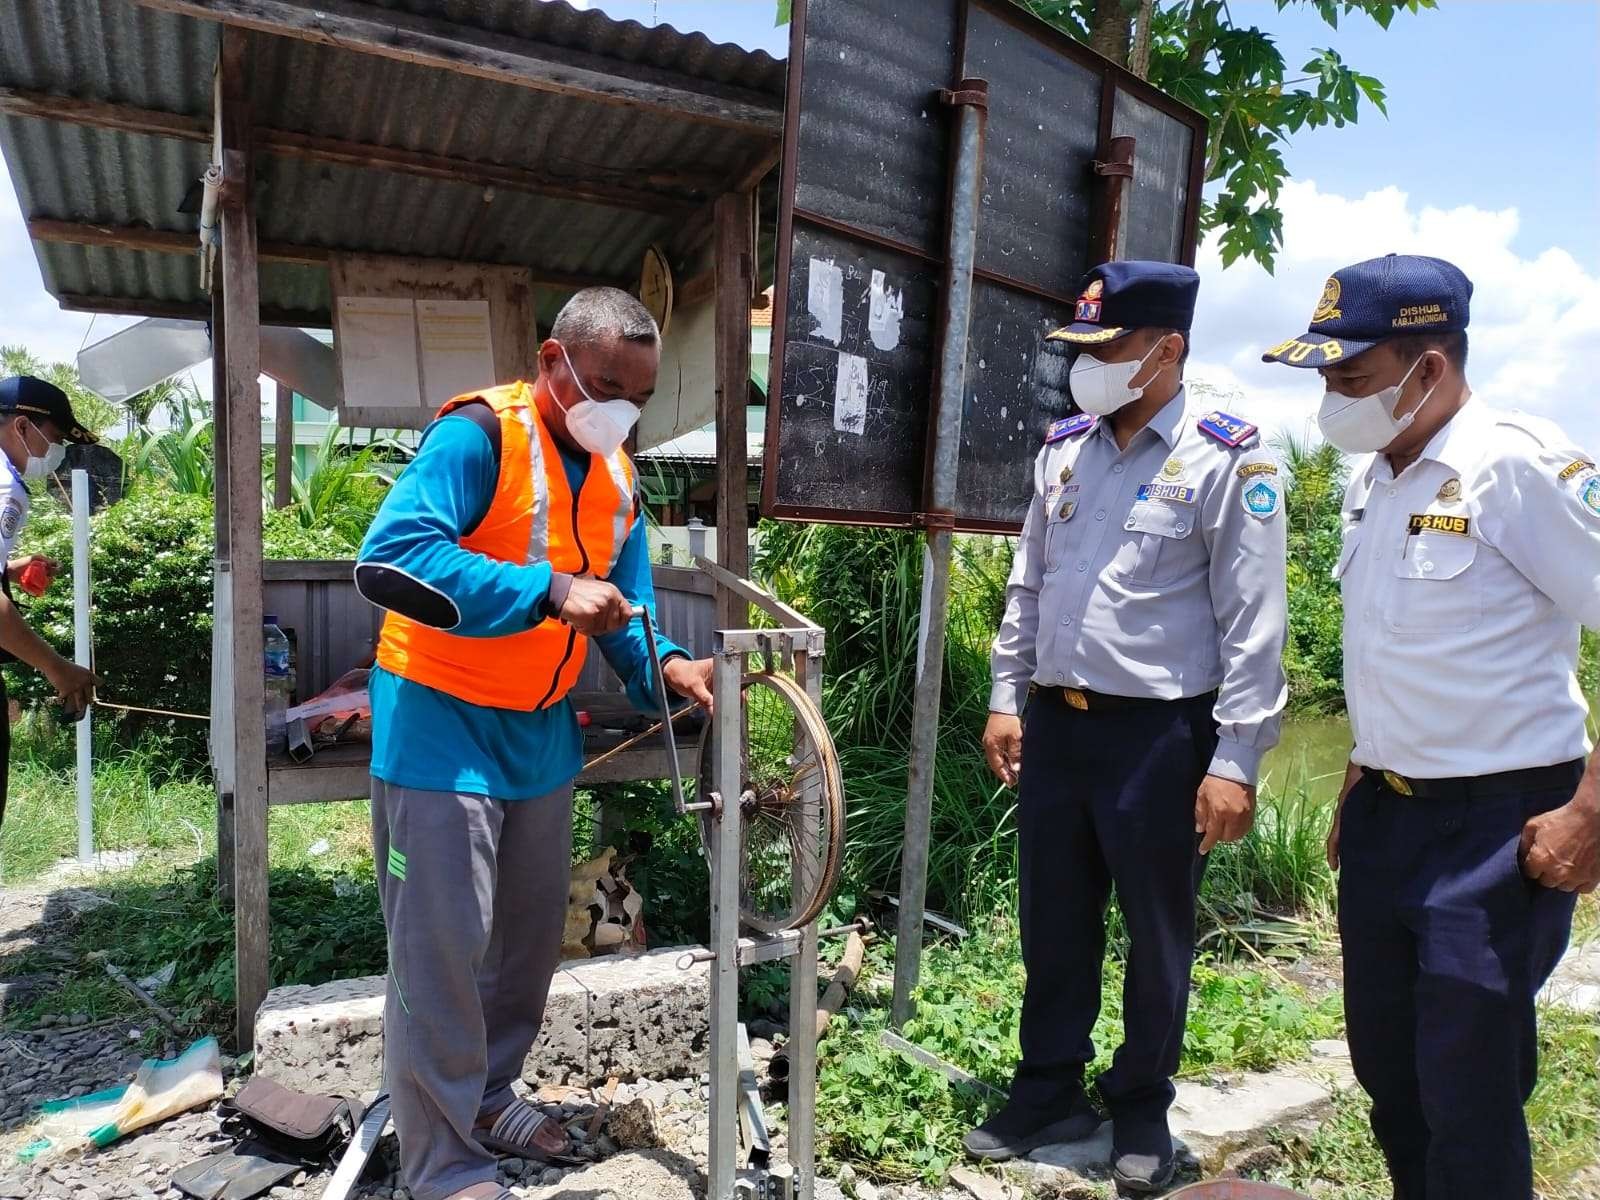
937;78;990;111
1093;161;1134;178
919;509;957;533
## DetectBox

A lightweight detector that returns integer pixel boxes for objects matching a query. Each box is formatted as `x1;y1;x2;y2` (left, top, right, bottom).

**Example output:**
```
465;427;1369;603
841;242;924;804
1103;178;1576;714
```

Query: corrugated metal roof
0;0;784;325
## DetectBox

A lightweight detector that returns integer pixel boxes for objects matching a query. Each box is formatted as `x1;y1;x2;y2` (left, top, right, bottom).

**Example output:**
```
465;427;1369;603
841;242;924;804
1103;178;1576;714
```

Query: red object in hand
17;560;51;597
577;710;591;728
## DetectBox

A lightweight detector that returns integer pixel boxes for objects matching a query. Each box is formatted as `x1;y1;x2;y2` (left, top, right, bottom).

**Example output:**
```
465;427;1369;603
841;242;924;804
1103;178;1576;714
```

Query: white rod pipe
72;468;92;864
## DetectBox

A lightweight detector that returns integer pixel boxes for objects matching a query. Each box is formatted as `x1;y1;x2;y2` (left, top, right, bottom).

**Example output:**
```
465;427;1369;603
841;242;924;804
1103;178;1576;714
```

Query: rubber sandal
474;1097;570;1161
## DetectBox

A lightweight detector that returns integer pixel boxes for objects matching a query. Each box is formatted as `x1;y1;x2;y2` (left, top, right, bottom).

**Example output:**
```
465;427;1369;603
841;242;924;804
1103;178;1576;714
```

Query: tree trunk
1128;0;1156;79
1088;0;1135;66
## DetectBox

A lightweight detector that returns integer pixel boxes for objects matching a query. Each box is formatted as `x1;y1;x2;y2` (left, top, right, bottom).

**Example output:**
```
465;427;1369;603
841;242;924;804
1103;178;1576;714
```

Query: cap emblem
1312;276;1342;323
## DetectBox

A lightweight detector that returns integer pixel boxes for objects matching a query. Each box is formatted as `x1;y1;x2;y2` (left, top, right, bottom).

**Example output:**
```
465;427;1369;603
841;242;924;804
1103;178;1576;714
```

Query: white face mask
557;345;641;457
1068;338;1167;416
1316;355;1436;454
19;420;65;480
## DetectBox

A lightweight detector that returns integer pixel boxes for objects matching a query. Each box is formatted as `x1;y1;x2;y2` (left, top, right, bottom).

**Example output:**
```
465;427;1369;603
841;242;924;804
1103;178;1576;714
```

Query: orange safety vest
375;381;636;711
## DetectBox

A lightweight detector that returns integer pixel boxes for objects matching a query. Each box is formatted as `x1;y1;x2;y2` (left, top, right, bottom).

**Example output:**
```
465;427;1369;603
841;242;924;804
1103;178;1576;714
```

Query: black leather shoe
962;1097;1102;1161
1110;1119;1175;1194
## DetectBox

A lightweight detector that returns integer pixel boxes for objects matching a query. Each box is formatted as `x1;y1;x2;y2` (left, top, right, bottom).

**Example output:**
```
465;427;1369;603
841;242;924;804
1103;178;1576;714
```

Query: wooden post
272;380;292;509
212;277;235;904
217;27;270;1052
712;192;753;627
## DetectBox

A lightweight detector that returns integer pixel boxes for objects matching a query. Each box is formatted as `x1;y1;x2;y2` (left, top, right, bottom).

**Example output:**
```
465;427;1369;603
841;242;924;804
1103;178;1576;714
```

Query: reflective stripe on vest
375;381;636;711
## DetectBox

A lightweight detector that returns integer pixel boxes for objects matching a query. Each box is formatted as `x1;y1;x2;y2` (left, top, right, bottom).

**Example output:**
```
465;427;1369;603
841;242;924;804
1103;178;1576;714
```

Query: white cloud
0;165;139;366
1188;179;1600;453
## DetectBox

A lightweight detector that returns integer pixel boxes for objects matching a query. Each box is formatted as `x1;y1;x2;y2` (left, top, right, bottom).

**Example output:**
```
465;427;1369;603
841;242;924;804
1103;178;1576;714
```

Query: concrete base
254;948;710;1095
1018;1040;1356;1188
1543;939;1600;1014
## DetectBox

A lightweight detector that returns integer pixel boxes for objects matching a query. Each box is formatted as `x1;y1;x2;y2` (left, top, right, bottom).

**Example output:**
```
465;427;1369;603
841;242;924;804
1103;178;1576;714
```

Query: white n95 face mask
1068;339;1165;416
558;345;641;456
1316;355;1435;454
20;420;65;480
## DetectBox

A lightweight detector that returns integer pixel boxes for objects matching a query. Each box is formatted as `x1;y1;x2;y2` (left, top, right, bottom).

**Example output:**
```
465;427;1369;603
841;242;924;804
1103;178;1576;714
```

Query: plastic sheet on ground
19;1036;224;1162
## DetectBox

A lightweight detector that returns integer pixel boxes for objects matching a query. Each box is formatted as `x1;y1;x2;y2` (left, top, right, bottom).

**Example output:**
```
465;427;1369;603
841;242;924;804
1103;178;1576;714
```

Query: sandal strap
488;1098;552;1149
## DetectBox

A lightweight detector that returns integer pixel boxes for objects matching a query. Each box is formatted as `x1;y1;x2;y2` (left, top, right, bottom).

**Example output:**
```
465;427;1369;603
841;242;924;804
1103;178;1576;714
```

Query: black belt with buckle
1038;686;1216;713
1362;760;1584;801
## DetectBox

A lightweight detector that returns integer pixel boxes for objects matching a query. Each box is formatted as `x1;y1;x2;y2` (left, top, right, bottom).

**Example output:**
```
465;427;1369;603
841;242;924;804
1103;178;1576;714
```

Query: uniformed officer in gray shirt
966;261;1288;1193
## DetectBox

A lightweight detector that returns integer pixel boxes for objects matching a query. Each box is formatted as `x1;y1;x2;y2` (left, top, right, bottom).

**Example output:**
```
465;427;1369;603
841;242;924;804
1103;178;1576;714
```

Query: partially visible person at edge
0;376;98;835
970;261;1288;1193
1265;253;1600;1200
354;288;714;1200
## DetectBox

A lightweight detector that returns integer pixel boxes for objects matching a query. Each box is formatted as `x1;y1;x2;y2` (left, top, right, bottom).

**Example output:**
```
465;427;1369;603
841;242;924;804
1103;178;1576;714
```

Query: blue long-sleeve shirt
359;412;684;800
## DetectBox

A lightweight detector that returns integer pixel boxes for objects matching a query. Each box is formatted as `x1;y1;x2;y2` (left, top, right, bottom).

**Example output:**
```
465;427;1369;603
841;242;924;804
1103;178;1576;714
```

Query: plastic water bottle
264;616;292;755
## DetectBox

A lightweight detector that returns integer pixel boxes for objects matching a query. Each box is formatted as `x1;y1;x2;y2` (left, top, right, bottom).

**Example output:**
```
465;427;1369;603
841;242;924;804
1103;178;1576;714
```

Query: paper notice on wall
416;299;495;406
335;296;421;407
807;257;844;345
867;269;904;351
833;352;869;436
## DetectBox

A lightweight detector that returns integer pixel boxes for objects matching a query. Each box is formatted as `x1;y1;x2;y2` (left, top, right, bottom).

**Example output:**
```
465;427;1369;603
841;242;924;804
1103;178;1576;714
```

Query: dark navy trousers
1010;688;1216;1126
1338;767;1581;1200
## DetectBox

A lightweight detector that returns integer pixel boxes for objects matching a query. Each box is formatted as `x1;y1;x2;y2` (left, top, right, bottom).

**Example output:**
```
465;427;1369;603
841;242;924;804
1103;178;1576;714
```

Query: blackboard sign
765;0;1207;533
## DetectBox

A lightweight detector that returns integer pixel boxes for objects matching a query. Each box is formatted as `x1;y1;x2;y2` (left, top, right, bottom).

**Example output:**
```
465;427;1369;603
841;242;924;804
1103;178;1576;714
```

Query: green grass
1;857;386;1041
0;723;217;882
815;920;1343;1185
0;722;375;885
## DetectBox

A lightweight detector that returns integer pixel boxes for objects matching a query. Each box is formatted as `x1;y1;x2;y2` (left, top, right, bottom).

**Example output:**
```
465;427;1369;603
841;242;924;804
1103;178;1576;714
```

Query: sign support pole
891;79;989;1027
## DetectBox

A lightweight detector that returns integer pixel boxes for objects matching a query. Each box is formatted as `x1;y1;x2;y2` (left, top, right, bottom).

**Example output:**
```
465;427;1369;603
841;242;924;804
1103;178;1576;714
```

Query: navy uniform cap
1263;253;1472;369
1047;260;1200;347
0;375;96;444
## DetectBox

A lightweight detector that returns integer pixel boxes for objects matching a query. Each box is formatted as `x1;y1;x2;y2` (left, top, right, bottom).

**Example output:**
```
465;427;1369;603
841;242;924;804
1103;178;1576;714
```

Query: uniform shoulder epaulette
1197;410;1259;448
1045;413;1098;443
1493;409;1563;451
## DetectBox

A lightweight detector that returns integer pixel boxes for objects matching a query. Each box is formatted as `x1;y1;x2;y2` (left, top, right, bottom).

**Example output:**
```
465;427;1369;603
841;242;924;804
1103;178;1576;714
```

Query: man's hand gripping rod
633;605;715;817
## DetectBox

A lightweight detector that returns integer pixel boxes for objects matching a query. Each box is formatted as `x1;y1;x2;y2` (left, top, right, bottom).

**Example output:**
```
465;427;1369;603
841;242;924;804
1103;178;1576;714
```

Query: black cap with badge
1046;260;1201;347
0;375;98;444
1262;253;1473;369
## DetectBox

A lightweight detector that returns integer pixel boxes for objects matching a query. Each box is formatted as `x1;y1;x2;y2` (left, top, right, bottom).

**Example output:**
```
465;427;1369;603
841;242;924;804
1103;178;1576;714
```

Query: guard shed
0;0;784;1045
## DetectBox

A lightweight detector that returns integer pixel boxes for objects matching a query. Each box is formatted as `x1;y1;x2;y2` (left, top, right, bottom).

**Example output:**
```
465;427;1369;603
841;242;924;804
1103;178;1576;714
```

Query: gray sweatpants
371;778;573;1200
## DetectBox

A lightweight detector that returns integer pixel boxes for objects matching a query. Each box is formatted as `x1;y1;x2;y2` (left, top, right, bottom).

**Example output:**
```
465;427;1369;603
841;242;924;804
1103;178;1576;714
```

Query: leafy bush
755;523;1020;919
1278;436;1349;713
5;486;365;732
8;489;214;720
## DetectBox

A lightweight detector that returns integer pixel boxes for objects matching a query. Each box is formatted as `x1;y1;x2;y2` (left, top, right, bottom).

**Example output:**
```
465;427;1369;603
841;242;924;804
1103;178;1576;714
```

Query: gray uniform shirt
990;388;1288;786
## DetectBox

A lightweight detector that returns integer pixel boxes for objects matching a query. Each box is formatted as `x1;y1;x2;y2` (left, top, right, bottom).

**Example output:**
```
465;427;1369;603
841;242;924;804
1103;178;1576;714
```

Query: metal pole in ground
708;633;744;1200
72;468;92;863
891;79;989;1027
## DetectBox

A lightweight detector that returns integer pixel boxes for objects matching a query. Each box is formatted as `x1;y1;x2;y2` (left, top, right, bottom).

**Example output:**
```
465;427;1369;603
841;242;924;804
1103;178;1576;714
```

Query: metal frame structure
697;556;827;1200
762;0;1208;535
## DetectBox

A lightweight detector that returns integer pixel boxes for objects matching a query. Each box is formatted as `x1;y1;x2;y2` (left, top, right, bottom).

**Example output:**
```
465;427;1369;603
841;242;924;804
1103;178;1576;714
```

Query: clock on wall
639;244;673;337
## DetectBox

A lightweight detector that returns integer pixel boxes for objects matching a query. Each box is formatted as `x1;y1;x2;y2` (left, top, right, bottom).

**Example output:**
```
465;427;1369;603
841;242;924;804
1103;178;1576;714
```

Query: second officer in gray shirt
967;261;1287;1193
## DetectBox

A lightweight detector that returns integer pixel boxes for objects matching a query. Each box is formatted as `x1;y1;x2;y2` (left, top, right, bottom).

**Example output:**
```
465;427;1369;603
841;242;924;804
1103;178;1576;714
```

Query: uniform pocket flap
1393;532;1477;581
1124;500;1195;540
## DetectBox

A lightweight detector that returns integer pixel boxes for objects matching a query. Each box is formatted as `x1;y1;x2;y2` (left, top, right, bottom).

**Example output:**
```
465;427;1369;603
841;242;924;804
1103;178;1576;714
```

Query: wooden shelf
267;700;705;805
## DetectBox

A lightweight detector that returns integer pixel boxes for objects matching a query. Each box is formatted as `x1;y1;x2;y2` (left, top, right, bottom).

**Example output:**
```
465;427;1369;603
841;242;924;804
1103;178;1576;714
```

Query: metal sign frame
762;0;1208;534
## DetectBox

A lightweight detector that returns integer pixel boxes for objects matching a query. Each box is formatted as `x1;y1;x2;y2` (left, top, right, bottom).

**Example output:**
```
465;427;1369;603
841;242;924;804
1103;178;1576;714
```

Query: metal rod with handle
632;605;710;816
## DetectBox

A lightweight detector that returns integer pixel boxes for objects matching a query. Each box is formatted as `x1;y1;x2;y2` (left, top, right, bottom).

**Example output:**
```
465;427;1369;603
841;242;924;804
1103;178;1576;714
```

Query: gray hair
550;287;660;350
